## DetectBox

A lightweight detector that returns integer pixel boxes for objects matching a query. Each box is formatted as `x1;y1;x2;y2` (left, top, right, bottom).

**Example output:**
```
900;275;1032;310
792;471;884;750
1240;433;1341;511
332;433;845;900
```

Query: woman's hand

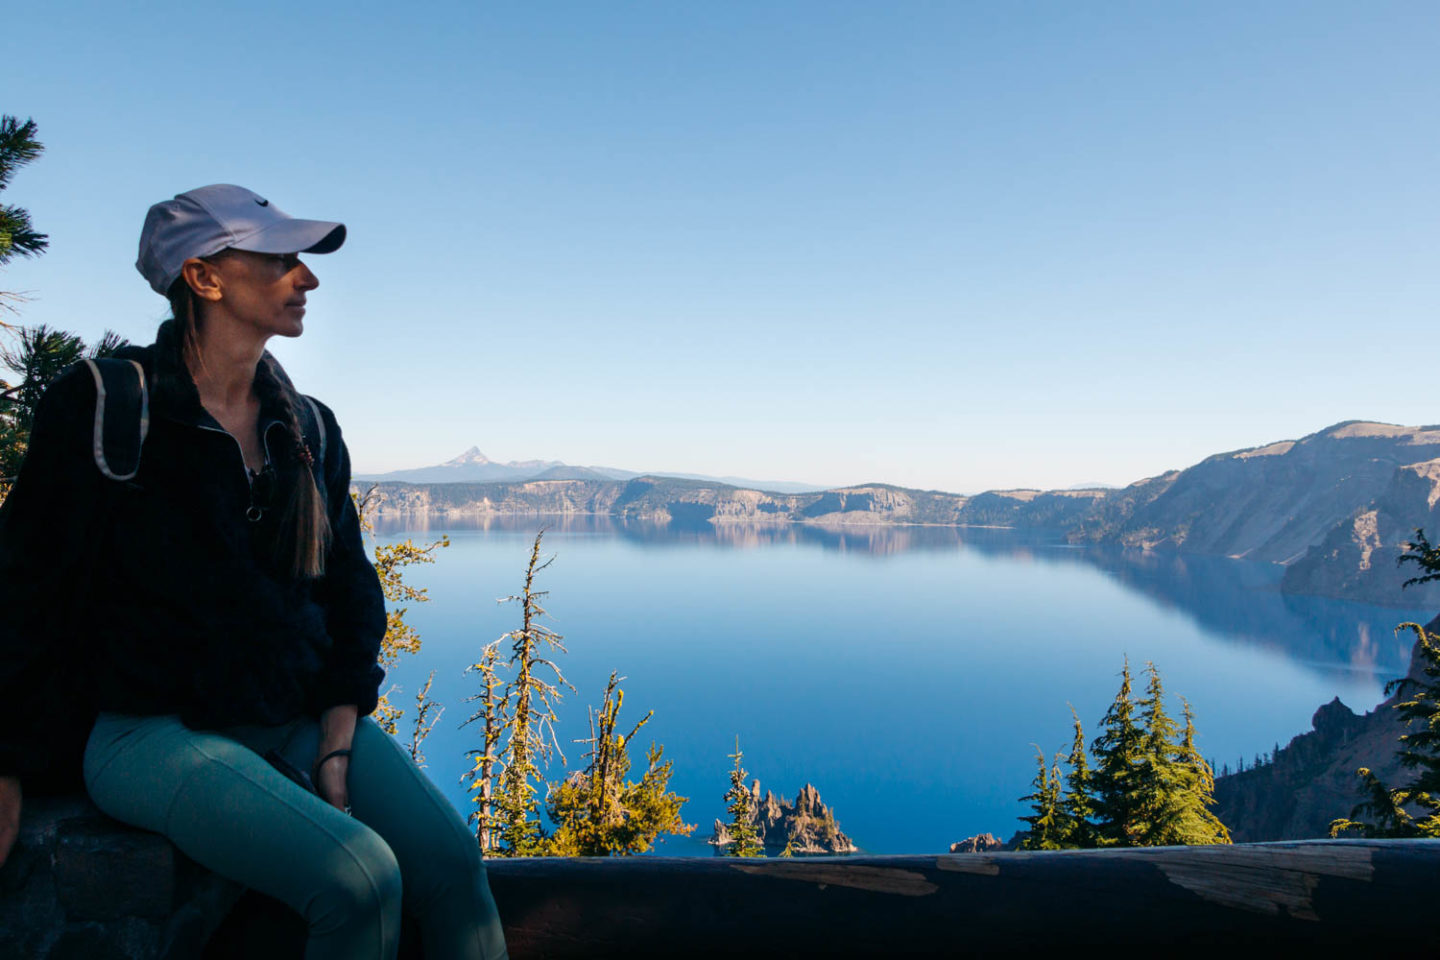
315;704;358;814
0;775;22;869
315;752;350;813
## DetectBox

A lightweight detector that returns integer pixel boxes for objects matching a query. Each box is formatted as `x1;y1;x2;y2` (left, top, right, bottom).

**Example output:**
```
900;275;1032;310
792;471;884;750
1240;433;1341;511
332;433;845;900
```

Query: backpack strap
82;358;148;481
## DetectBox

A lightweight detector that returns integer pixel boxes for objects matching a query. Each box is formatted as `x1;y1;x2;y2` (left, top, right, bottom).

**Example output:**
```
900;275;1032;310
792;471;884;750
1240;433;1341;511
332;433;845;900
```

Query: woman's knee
307;828;404;932
422;827;486;890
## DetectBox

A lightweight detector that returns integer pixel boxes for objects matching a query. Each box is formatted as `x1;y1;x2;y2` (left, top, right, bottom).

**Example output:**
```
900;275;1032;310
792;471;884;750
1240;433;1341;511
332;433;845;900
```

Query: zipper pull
247;474;263;522
246;463;272;522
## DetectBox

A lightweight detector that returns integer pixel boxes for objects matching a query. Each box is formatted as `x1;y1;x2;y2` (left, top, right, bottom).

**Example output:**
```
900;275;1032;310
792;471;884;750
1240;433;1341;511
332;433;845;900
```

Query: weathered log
486;841;1434;956
6;797;1431;958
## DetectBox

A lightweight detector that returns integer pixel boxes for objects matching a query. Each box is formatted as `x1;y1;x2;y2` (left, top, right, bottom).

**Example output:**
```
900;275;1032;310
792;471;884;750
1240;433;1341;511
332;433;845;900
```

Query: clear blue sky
6;2;1439;491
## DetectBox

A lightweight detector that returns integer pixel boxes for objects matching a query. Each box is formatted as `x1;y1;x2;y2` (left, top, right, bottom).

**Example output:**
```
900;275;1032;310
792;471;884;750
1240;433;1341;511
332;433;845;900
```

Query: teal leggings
83;711;508;960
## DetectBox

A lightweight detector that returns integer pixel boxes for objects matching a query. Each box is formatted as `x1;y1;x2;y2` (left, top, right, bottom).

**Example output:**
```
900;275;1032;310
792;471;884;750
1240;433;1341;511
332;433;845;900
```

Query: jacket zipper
196;422;278;521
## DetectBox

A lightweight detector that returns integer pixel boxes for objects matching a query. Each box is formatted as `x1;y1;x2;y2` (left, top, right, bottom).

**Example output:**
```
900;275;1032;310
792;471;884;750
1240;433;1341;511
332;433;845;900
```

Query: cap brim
231;219;346;256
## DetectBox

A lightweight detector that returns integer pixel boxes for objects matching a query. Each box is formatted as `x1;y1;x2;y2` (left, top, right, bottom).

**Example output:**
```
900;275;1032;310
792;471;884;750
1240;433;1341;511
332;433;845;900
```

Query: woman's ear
181;257;225;302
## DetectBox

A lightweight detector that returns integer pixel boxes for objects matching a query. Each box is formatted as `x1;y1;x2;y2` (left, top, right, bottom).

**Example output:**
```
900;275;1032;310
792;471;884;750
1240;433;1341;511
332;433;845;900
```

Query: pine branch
1398;529;1440;589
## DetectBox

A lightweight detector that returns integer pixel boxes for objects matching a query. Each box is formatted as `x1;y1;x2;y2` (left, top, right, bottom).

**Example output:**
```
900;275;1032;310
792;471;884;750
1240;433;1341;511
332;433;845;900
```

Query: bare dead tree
491;530;575;854
462;639;506;852
407;669;443;768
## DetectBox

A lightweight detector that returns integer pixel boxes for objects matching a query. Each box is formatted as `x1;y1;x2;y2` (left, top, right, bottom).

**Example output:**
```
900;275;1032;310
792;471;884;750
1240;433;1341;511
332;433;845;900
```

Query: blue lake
372;516;1429;855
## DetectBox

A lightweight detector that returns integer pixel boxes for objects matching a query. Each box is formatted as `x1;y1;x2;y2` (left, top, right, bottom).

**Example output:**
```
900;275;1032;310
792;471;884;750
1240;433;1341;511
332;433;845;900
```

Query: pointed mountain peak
445;446;491;465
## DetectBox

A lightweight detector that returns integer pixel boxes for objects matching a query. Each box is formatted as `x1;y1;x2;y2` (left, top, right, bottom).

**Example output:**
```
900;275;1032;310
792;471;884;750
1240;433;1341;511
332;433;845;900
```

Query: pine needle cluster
1019;658;1230;849
353;486;448;741
0;116;48;270
546;671;694;856
0;326;126;491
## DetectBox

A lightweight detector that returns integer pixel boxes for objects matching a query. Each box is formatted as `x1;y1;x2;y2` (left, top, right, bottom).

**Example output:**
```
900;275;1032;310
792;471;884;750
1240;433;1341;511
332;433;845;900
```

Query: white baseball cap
136;184;346;295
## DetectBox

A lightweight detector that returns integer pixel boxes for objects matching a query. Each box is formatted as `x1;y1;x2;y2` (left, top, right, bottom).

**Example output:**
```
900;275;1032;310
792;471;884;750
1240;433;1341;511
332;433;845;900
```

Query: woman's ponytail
256;355;332;579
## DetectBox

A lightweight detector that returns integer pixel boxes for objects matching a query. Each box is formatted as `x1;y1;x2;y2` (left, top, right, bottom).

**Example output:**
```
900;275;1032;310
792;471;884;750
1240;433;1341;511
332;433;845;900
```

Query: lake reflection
375;515;1420;680
373;516;1431;853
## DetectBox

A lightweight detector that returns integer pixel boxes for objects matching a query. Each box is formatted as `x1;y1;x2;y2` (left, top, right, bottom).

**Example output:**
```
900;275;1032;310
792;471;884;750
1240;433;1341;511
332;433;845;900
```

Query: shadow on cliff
1211;614;1439;841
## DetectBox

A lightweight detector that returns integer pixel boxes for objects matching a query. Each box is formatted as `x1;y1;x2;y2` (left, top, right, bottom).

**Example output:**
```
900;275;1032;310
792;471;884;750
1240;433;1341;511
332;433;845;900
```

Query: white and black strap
82;358;149;481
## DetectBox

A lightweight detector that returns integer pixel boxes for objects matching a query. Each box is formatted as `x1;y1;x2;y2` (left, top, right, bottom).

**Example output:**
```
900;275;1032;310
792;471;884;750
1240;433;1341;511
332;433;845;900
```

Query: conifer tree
0;116;48;272
721;737;764;857
1122;664;1231;846
1134;661;1184;844
1;326;125;490
491;531;574;856
1058;706;1096;848
1172;697;1231;844
1020;660;1230;848
1018;747;1065;850
1136;691;1229;846
1090;657;1146;845
545;672;693;856
0;115;50;498
1180;699;1216;797
1384;625;1440;833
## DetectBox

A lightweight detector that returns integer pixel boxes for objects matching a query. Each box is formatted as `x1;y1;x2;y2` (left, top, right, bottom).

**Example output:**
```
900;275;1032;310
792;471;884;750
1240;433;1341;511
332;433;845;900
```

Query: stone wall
0;794;241;959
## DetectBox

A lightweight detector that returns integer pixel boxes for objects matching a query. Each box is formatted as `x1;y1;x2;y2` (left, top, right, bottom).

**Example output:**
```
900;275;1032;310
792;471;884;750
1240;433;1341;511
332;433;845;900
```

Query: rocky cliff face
1097;420;1440;554
356;478;623;518
1211;619;1435;841
1210;696;1404;842
998;422;1440;606
980;422;1440;606
1281;457;1440;607
709;781;857;855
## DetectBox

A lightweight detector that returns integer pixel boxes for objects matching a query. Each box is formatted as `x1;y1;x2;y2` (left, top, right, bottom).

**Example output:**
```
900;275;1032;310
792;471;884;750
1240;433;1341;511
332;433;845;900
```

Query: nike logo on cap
255;198;269;206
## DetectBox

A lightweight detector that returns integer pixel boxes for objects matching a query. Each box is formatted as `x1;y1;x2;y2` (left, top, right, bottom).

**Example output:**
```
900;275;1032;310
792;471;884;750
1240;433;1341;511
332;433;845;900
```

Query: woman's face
201;249;320;341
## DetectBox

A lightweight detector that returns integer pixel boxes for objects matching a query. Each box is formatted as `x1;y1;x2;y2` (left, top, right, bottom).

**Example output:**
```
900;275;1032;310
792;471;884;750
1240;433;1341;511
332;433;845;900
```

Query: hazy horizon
7;2;1438;492
352;414;1425;496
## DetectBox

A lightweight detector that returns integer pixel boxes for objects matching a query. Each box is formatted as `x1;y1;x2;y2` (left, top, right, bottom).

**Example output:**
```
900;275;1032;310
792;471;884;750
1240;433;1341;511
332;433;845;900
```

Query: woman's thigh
83;712;402;930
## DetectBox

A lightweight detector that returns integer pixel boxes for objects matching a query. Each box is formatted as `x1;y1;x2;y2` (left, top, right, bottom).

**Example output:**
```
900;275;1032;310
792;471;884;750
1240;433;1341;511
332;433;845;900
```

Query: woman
0;184;507;959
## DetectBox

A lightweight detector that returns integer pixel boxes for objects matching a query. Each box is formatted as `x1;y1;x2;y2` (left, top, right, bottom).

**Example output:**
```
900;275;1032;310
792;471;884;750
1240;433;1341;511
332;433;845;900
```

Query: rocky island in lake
709;782;857;855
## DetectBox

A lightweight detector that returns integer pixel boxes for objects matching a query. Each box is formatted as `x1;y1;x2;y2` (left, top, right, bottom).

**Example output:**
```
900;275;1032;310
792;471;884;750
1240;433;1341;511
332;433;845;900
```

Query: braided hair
164;275;332;579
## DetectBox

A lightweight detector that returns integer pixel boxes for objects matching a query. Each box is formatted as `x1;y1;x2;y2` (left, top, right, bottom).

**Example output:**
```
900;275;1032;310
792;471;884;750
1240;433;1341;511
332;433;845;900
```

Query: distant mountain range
355;421;1440;607
354;447;825;494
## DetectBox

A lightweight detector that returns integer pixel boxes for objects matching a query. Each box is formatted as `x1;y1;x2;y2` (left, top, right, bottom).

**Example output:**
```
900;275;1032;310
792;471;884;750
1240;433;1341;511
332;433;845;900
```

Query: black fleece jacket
0;321;385;792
